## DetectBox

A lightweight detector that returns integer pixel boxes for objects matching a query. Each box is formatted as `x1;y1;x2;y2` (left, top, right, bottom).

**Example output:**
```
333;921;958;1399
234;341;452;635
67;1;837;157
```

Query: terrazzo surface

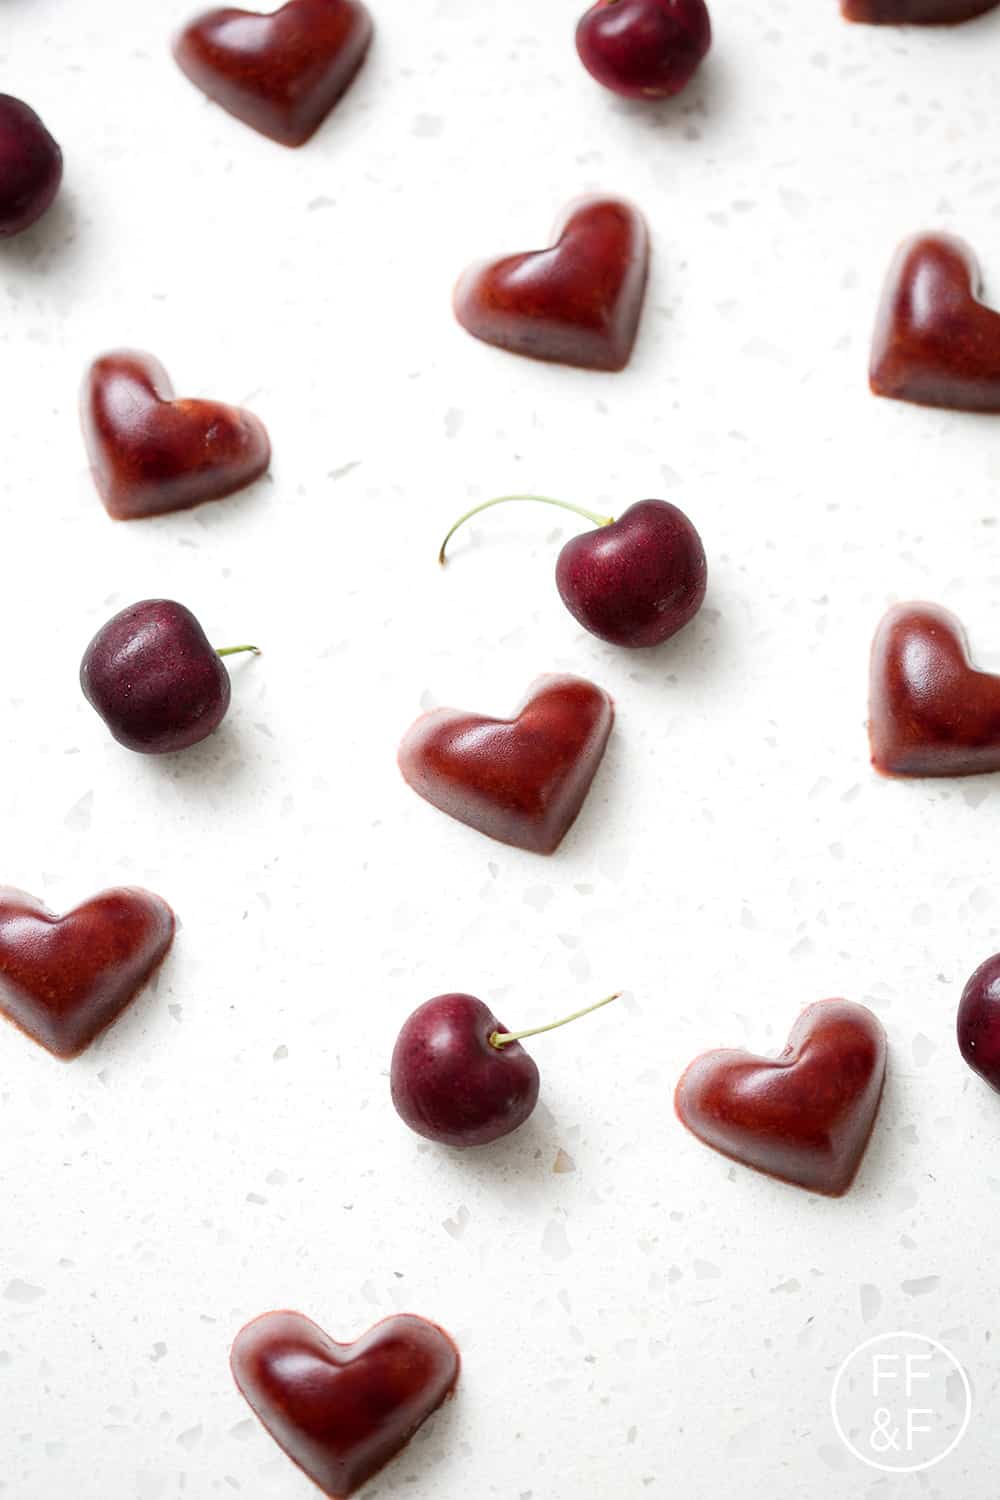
2;0;1000;1495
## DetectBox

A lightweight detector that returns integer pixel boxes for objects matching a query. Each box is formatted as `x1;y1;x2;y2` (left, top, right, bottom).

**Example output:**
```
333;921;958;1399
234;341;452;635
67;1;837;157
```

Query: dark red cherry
575;0;711;100
439;495;706;648
0;94;62;238
957;954;1000;1093
80;599;258;755
391;991;619;1147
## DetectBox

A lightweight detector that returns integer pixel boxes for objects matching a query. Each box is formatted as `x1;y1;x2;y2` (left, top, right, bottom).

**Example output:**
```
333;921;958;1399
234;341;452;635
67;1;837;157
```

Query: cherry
575;0;711;100
439;495;706;648
390;990;620;1147
957;954;1000;1094
80;600;258;755
0;95;63;238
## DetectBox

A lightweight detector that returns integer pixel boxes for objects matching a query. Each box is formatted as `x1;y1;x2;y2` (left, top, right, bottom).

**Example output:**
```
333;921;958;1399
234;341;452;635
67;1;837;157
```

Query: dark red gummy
174;0;373;147
398;674;614;855
453;197;649;372
675;1000;887;1197
870;234;1000;413
844;0;998;21
231;1310;460;1498
0;887;175;1059
869;602;1000;777
81;350;270;520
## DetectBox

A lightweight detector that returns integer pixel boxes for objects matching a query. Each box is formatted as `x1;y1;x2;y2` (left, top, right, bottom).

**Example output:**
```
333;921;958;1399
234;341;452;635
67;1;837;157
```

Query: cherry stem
438;494;615;565
490;991;622;1049
215;645;260;658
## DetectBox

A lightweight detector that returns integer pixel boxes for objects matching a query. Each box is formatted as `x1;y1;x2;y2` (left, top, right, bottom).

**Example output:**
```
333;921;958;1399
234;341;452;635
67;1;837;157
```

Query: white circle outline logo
830;1331;972;1474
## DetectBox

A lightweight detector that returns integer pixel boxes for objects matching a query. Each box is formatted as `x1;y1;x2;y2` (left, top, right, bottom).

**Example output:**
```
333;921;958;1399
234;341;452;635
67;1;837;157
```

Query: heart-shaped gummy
81;350;271;520
398;674;614;855
870;234;1000;412
231;1310;460;1498
868;601;1000;776
453;197;649;372
675;1000;887;1196
174;0;373;147
0;887;175;1059
843;0;997;19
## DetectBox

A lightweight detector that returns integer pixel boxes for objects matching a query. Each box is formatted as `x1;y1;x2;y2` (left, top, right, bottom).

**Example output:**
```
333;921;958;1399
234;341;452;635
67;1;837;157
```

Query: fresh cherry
439;495;706;648
391;990;619;1147
575;0;711;100
957;953;1000;1093
80;600;258;755
0;95;63;238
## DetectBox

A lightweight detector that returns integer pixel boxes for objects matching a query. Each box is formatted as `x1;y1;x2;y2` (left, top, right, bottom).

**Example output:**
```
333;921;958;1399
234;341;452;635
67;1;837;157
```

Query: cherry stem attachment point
438;494;614;565
490;991;622;1049
216;645;261;658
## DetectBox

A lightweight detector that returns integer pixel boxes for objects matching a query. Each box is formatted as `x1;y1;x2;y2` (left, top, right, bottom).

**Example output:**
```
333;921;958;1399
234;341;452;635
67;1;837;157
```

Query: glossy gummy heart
453;197;649;372
675;1000;887;1196
868;602;1000;777
0;887;175;1059
231;1310;460;1498
0;95;63;238
957;953;1000;1093
870;234;1000;412
81;350;270;520
174;0;374;147
398;674;614;855
576;0;712;99
843;0;998;19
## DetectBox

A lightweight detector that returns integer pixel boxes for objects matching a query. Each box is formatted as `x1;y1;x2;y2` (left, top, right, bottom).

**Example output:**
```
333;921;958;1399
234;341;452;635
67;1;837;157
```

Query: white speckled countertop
3;1;1000;1495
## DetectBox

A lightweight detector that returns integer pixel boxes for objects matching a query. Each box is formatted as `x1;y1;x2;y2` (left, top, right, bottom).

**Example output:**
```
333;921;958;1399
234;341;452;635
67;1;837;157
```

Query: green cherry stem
216;645;261;658
438;494;615;565
490;991;622;1049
